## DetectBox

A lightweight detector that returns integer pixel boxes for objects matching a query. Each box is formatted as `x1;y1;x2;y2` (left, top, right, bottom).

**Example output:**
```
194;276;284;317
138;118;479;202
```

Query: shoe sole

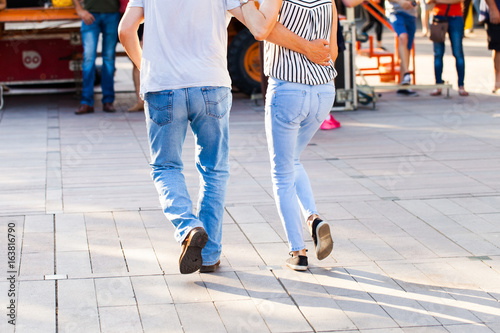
315;222;333;260
286;263;308;271
179;229;208;274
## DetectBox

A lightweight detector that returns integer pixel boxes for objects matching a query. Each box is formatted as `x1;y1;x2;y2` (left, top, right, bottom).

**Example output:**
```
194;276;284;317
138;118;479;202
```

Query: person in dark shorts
128;23;144;112
484;0;500;92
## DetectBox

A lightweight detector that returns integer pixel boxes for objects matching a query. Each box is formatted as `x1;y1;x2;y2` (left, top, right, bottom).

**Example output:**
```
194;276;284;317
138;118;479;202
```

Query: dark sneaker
179;227;208;274
309;217;333;260
401;73;411;85
286;254;308;271
200;260;220;273
397;89;417;96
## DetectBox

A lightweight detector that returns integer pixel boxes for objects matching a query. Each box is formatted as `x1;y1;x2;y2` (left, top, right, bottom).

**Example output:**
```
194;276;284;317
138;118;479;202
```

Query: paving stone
332;293;399;330
175;302;227;332
15;280;55;333
23;214;53;233
95;277;136;307
123;248;162;275
444;323;496;332
137;304;183;333
238;222;283;244
164;274;212;304
293;294;357;331
222;243;266;269
236;270;289;299
216;300;270;332
226;205;266;223
99;306;143;333
254;297;314;332
58;306;100;333
200;271;250;301
131;275;173;305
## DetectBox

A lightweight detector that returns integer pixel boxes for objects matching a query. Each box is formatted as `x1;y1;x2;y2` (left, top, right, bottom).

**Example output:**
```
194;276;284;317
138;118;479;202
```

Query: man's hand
76;8;95;25
305;39;331;66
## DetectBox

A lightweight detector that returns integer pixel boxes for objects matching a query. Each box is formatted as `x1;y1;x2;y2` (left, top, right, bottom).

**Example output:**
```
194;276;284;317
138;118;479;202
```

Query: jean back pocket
145;91;174;126
202;87;231;119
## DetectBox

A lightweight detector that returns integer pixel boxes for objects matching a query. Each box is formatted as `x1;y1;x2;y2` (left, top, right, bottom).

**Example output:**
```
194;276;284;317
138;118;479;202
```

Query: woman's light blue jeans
265;78;336;252
80;12;120;106
433;16;465;87
144;87;231;266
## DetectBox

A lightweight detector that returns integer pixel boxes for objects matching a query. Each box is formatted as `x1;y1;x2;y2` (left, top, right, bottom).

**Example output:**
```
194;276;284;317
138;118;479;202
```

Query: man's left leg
100;12;120;112
188;87;231;267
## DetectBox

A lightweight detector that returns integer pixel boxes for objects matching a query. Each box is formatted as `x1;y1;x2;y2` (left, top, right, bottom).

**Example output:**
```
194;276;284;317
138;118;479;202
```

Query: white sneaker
401;73;411;85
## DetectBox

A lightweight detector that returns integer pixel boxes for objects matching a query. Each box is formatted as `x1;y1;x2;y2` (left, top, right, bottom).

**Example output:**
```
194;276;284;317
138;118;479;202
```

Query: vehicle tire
227;28;261;95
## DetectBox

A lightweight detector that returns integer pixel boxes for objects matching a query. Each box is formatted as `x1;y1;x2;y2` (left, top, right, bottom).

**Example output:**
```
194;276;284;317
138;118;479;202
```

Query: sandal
458;87;469;97
430;89;442;96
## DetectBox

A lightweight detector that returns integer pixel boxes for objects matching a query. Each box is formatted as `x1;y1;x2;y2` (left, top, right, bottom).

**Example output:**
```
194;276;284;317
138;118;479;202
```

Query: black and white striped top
264;0;337;85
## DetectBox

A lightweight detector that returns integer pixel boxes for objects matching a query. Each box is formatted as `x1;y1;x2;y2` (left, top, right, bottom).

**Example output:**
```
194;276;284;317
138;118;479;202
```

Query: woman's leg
265;78;308;253
448;16;466;88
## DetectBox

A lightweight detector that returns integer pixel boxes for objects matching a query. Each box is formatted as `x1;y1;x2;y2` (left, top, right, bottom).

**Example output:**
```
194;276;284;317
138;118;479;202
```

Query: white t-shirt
127;0;240;95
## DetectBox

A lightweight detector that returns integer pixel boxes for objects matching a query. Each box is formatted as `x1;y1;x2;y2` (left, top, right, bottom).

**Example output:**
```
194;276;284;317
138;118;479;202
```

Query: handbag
429;5;450;43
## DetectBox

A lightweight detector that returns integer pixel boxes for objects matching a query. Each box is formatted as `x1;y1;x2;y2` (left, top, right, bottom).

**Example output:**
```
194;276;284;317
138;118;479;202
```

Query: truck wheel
228;29;261;95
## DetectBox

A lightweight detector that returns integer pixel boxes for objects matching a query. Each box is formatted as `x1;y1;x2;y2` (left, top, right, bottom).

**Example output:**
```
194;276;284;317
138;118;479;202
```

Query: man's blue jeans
144;87;231;266
80;12;120;106
433;16;465;87
265;78;336;252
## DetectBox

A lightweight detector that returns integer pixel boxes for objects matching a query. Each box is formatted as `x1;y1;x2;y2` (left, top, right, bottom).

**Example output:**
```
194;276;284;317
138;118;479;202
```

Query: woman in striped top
241;0;337;271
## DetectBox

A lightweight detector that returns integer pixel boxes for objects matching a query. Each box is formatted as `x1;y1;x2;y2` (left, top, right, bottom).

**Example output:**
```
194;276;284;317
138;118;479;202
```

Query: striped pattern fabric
264;0;338;85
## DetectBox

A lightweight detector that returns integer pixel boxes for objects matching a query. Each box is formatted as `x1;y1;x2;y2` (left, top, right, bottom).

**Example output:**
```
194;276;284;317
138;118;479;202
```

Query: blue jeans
389;12;417;50
80;12;120;106
144;87;231;266
433;16;465;87
265;78;336;252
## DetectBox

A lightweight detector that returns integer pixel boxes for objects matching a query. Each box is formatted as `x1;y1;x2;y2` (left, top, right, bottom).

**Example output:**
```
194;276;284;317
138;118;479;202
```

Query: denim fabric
433;16;465;87
144;87;231;266
80;12;120;106
389;12;417;50
265;78;336;252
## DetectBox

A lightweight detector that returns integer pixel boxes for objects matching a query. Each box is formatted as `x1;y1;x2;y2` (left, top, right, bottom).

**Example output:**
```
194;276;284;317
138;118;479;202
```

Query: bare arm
229;6;331;65
486;0;500;23
330;0;339;63
72;0;95;25
118;7;144;70
342;0;366;7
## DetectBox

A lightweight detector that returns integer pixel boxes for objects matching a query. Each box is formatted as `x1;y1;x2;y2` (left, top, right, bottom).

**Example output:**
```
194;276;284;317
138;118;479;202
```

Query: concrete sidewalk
1;28;500;333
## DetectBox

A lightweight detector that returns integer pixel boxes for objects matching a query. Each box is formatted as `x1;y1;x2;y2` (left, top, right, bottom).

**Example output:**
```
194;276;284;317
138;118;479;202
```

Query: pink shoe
320;115;341;130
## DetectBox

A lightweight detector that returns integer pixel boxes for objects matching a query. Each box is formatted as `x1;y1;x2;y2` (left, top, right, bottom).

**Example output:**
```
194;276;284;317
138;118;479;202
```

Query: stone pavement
1;27;500;333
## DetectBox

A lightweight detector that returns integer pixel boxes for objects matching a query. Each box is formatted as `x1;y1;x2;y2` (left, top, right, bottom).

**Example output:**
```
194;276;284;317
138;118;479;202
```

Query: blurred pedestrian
127;23;144;112
484;0;500;92
420;0;434;36
386;0;418;92
72;0;120;115
428;0;469;96
361;0;386;49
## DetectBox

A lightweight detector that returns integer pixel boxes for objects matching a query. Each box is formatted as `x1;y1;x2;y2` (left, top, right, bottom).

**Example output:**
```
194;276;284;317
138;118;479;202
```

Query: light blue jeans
80;12;120;106
265;78;336;252
144;87;231;266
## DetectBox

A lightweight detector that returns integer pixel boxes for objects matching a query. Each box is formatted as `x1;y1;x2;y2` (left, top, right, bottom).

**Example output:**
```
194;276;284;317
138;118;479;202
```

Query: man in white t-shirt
119;0;332;274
